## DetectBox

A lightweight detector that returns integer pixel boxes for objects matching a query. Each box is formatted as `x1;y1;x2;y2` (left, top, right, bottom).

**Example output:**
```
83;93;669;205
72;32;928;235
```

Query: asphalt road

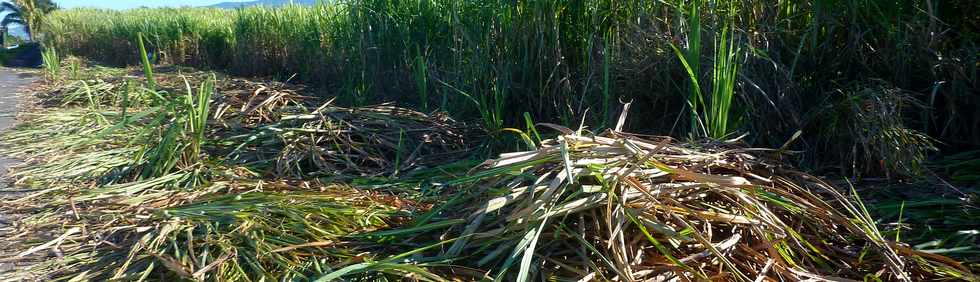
0;68;33;183
0;67;36;274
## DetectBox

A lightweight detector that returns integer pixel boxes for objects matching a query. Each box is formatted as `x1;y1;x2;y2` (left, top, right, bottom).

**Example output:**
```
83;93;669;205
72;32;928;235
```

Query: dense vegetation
42;0;979;178
0;0;977;281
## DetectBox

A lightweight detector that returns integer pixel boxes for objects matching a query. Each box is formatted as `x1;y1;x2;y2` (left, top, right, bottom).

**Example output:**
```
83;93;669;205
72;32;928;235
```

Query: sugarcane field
0;0;977;281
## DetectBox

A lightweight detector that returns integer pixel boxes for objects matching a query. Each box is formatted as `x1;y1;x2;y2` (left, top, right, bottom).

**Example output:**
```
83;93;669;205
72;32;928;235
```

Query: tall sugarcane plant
707;16;739;138
671;0;741;139
130;32;215;185
40;46;59;77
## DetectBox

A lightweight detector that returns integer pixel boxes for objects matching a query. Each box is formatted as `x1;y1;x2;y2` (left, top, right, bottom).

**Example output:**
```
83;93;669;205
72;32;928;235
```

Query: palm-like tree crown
2;1;28;45
1;0;58;43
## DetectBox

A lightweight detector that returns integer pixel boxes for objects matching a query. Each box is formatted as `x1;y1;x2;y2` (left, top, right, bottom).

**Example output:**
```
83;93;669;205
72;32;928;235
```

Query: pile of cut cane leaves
337;126;978;281
225;103;476;179
0;61;975;281
0;62;475;281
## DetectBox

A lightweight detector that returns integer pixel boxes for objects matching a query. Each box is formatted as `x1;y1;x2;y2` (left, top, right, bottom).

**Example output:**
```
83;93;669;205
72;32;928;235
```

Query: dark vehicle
0;42;41;67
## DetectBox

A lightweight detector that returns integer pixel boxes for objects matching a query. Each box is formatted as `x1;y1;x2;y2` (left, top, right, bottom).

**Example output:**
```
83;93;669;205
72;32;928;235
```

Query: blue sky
54;0;250;9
